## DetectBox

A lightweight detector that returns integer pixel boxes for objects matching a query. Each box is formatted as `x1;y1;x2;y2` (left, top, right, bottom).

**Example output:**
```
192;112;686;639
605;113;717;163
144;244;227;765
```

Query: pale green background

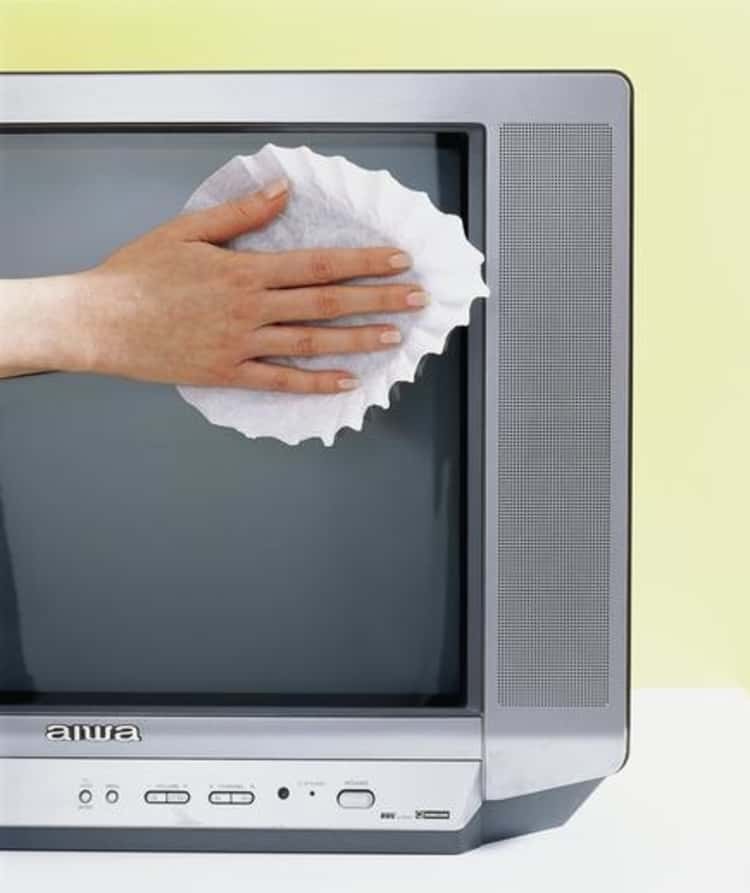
0;0;748;688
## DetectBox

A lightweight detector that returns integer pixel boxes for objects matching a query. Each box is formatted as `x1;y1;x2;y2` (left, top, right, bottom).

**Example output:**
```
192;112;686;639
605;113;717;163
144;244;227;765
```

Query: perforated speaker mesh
496;123;612;708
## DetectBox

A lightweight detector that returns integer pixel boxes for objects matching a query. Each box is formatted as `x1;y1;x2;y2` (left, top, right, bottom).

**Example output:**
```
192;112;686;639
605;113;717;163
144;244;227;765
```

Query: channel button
209;791;255;805
337;789;375;809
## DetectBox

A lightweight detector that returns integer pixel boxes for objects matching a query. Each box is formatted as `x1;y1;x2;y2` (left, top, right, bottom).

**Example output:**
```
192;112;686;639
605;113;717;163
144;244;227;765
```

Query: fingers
259;282;430;323
256;245;412;288
166;178;290;243
232;360;359;394
229;319;406;394
251;324;402;359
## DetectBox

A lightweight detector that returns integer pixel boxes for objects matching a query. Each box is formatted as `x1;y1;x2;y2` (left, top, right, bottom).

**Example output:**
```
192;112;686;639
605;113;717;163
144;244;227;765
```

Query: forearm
0;273;92;379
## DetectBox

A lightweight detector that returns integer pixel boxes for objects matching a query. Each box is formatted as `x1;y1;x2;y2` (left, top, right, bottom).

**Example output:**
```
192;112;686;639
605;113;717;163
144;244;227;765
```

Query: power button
337;789;375;809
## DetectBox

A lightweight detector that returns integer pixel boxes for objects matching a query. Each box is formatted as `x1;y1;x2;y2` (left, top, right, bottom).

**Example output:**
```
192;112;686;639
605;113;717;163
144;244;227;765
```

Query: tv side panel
483;74;632;800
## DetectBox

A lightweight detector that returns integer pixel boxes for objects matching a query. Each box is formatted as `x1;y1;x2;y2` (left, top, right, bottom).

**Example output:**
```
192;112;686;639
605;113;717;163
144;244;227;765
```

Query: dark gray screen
0;130;467;707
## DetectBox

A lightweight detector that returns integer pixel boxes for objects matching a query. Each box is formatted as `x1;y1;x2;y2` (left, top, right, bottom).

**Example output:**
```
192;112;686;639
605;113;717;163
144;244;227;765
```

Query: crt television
0;71;631;854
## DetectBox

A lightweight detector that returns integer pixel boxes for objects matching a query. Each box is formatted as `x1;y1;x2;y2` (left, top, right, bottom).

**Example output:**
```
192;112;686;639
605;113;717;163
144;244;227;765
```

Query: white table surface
1;688;748;893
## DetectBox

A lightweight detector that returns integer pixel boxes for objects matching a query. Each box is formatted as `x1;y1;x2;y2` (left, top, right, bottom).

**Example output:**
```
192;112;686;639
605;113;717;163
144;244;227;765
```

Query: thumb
168;177;289;243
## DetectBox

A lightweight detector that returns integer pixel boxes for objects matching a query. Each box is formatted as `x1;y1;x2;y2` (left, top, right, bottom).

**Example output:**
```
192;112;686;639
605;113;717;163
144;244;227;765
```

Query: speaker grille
497;123;612;708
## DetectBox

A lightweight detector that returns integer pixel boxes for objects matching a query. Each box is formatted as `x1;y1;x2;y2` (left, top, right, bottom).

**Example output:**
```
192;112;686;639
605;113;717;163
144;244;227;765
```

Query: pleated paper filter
177;144;489;446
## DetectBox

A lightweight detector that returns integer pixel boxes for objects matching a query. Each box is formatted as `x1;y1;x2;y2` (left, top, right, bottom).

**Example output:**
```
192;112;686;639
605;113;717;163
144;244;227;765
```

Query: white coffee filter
177;144;489;446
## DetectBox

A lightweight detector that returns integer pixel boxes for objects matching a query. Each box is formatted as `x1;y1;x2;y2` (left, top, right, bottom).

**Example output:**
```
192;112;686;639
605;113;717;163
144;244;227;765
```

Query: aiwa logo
45;723;142;743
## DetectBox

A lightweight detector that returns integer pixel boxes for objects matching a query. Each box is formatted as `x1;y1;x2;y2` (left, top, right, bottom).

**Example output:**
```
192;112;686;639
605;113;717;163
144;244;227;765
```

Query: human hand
67;178;427;393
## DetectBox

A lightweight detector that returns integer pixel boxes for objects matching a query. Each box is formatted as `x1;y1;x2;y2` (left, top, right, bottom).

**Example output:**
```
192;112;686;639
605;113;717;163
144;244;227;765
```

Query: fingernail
262;177;289;200
388;251;412;270
379;329;402;345
337;377;360;391
406;290;430;307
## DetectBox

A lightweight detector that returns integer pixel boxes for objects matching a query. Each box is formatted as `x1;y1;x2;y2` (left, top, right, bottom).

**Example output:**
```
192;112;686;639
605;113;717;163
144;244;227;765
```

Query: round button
105;789;119;804
78;789;93;805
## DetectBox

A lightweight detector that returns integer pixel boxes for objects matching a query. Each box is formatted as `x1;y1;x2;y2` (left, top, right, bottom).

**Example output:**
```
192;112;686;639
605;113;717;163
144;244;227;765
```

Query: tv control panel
0;759;482;832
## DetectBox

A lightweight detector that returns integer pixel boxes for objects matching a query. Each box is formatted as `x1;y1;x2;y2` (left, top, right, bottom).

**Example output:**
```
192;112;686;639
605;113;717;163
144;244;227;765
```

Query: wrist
0;271;97;377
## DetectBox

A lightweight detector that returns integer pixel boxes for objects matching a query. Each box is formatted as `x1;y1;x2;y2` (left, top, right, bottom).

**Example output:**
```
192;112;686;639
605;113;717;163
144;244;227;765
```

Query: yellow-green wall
1;0;748;688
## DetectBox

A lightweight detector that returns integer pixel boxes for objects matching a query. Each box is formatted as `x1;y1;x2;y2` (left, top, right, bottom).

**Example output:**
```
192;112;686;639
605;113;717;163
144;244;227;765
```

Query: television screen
0;130;470;707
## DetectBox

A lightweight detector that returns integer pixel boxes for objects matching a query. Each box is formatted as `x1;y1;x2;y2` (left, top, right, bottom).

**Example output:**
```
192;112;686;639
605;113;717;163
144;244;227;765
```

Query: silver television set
0;70;631;853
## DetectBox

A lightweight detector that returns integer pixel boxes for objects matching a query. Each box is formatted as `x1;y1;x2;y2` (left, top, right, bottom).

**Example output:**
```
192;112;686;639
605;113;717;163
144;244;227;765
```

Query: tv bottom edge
0;781;601;854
